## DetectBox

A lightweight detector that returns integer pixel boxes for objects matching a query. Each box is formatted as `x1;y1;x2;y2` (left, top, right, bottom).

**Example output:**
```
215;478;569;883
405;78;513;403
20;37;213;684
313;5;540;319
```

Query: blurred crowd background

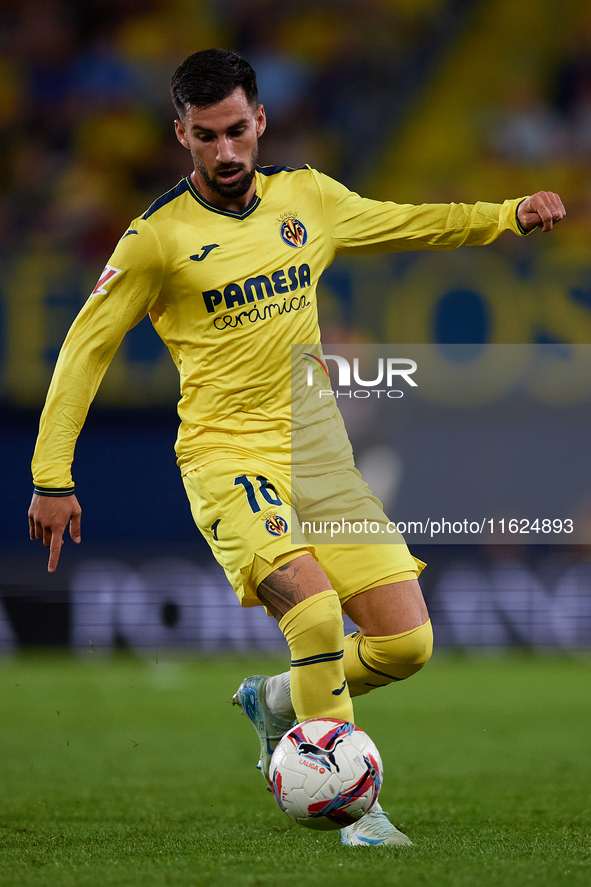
2;0;591;650
0;0;466;270
0;0;477;266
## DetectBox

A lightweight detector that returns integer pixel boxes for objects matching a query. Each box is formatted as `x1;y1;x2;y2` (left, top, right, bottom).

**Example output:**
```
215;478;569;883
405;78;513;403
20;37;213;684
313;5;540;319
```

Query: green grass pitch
0;652;590;887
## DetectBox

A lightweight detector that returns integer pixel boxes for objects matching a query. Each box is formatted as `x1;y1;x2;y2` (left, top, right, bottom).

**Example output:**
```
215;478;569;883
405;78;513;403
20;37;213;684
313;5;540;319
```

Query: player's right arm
30;219;164;571
28;493;82;573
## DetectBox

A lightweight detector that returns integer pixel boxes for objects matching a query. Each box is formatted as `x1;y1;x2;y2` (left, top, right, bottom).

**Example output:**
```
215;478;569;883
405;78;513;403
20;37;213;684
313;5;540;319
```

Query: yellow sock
279;590;354;723
343;619;433;697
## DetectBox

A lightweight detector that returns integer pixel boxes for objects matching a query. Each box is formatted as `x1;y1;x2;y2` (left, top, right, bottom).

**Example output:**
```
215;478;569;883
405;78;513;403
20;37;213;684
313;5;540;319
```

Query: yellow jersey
31;165;527;491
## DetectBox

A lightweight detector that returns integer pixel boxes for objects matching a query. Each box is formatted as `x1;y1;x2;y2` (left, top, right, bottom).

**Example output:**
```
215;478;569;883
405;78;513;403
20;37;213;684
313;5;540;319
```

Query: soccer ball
269;718;382;830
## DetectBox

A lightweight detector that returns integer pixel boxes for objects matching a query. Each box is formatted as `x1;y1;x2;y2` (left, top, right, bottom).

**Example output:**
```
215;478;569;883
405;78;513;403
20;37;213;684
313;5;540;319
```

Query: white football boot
340;802;413;847
232;674;295;782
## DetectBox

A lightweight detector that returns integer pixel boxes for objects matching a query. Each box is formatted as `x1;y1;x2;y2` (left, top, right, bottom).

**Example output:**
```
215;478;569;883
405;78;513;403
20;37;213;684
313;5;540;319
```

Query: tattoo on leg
257;557;331;621
258;561;308;619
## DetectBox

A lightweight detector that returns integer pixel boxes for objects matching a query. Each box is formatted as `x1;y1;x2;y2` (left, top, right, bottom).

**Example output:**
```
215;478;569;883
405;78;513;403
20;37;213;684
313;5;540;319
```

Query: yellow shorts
182;455;424;607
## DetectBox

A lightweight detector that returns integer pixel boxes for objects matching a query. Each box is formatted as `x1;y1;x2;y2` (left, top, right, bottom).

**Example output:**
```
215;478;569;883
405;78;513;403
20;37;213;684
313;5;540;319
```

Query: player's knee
388;617;433;678
362;618;433;682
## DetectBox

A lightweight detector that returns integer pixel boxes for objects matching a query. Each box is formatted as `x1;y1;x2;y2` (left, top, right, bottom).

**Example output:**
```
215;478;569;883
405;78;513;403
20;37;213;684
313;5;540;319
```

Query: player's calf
257;557;354;723
279;589;354;723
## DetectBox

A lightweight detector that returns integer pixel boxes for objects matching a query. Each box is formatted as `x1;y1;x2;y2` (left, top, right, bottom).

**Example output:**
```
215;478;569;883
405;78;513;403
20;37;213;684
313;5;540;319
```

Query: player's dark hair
170;49;258;118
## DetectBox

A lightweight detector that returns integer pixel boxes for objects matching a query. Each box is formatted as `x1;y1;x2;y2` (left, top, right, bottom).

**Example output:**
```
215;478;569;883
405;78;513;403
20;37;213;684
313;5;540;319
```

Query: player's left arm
516;191;566;233
308;169;566;253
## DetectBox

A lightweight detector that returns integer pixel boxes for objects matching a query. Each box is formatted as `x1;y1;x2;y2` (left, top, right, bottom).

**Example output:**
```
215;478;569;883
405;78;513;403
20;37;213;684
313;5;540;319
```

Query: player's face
175;88;266;209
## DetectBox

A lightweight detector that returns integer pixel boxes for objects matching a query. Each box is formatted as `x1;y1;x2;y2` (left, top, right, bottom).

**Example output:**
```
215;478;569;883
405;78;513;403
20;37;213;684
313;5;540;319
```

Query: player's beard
194;145;258;200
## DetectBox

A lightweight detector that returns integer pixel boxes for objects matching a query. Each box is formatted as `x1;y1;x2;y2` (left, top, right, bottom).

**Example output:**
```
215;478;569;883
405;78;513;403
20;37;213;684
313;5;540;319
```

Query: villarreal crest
280;217;308;249
264;513;289;537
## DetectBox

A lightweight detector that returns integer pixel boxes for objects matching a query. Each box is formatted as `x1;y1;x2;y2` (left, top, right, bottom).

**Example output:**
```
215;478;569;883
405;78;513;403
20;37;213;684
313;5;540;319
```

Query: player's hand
28;493;82;573
517;192;566;233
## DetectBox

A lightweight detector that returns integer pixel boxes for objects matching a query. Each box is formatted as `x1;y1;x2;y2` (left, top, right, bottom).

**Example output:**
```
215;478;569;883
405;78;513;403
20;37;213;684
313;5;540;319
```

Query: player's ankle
265;672;295;720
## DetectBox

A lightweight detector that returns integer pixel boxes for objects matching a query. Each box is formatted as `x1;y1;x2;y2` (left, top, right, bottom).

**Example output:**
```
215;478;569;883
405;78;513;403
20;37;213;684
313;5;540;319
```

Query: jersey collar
185;175;261;220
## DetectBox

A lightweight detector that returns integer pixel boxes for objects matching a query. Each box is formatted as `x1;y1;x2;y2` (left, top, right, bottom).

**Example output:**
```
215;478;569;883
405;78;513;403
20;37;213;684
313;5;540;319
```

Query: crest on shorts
264;511;289;537
279;213;308;249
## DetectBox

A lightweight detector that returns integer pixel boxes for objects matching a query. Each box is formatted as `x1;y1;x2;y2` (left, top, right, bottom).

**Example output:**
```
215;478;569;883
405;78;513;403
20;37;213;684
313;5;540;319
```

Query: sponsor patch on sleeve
90;264;122;297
